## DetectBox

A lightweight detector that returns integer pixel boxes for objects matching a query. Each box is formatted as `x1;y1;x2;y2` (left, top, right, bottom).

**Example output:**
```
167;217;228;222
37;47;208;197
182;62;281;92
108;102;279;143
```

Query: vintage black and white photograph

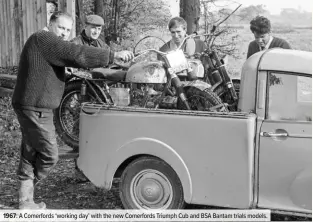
0;0;311;221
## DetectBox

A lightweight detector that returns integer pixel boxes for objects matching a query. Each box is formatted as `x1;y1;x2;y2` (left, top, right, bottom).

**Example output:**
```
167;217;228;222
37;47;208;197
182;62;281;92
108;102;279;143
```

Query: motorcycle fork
210;52;238;102
168;68;191;110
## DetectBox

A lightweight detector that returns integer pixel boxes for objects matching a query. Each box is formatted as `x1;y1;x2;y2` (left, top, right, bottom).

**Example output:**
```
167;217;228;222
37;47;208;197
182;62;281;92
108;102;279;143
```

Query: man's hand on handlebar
114;51;134;63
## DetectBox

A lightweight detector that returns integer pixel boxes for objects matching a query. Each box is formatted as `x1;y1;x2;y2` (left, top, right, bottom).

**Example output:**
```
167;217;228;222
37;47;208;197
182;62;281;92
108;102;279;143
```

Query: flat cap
85;15;104;26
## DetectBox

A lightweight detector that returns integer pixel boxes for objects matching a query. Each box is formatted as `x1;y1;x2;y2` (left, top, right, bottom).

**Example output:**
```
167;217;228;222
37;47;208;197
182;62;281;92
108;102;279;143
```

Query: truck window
267;72;312;122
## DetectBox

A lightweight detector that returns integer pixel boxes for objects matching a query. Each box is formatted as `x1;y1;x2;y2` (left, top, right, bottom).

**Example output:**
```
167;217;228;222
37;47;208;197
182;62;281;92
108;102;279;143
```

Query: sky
168;0;313;16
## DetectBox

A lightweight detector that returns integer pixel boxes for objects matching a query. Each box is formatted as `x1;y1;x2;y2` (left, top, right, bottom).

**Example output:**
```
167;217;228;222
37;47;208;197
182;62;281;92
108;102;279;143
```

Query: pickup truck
77;48;312;216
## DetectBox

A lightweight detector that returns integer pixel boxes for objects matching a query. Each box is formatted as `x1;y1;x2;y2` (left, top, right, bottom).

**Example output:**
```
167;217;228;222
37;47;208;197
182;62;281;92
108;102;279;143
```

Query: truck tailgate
78;104;257;208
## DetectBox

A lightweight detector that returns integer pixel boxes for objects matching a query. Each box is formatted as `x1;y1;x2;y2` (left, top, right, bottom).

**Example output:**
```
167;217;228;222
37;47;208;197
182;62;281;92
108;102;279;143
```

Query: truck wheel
119;156;185;209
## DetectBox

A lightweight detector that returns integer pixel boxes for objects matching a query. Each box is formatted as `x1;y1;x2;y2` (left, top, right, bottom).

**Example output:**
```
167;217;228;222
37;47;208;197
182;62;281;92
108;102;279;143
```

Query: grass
226;27;312;77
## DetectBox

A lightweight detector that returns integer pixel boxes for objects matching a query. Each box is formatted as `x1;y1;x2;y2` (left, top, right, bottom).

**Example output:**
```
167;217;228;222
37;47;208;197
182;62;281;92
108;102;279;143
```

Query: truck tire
120;156;185;209
177;80;228;112
53;81;98;149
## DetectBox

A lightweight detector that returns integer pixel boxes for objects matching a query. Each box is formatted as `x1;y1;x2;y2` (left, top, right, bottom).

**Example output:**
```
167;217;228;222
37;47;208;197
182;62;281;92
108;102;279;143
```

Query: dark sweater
12;30;114;112
247;37;291;59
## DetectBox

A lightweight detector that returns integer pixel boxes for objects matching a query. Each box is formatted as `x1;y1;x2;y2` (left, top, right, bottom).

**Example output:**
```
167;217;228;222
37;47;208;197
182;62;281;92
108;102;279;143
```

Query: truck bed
78;104;257;208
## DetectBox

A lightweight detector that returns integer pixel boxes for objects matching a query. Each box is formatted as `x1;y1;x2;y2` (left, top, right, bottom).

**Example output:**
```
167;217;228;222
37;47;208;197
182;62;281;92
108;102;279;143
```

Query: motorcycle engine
109;83;177;109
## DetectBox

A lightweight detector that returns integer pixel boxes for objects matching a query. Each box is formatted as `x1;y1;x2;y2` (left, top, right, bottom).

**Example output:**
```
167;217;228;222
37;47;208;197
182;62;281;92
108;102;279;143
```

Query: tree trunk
94;0;106;43
179;0;200;34
94;0;104;17
76;0;85;35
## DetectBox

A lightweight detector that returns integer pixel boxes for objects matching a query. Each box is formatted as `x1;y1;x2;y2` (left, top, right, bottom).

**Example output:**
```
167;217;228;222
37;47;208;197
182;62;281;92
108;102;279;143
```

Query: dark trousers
14;108;58;181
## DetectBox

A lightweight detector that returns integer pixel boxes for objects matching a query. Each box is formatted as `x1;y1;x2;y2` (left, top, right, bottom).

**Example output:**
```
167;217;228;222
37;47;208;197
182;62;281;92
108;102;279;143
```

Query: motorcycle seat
90;68;127;81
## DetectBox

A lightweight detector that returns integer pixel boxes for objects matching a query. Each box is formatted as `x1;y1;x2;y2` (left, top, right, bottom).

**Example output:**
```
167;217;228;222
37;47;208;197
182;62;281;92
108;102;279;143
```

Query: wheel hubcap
130;170;173;209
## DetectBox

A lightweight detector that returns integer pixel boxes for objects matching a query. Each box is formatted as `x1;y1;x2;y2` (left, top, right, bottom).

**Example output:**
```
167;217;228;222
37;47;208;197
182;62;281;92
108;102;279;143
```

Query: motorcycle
54;35;227;149
199;31;240;111
198;5;242;111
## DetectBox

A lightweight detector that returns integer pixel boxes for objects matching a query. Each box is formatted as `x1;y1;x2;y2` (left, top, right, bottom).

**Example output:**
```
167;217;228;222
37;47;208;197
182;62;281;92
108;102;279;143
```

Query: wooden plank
0;87;14;98
35;0;40;30
3;0;9;67
26;0;32;38
31;0;35;34
2;0;6;66
8;0;15;66
21;0;27;45
13;0;20;65
0;1;4;66
32;0;37;32
0;74;17;89
41;0;47;28
18;0;23;51
6;0;12;67
30;0;35;34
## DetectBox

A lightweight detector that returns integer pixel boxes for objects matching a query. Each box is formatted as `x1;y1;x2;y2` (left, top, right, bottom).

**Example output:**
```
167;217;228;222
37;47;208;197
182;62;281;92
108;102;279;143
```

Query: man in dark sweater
12;11;133;209
247;16;291;59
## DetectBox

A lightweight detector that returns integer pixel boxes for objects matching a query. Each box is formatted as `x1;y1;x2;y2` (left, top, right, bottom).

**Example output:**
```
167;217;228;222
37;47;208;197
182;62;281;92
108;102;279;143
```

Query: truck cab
78;48;311;215
239;49;312;214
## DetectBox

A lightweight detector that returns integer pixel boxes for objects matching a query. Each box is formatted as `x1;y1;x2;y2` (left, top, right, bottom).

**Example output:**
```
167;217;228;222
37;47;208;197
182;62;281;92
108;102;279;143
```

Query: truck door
258;72;312;213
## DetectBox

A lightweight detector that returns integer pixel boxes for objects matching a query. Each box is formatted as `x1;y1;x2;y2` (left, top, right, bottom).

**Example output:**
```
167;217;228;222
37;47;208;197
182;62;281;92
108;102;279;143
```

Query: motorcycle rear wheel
54;81;100;149
177;81;228;112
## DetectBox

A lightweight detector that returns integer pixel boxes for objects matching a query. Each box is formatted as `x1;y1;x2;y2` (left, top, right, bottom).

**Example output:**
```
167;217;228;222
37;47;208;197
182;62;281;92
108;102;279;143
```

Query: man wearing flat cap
70;14;110;182
71;14;108;49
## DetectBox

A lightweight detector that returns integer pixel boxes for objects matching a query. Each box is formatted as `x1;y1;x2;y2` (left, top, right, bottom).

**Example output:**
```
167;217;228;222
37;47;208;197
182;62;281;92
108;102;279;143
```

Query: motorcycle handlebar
133;33;214;60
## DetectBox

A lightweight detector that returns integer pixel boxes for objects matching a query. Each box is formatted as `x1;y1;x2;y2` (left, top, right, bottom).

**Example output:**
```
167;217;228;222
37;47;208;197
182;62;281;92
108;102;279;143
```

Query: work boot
18;179;46;209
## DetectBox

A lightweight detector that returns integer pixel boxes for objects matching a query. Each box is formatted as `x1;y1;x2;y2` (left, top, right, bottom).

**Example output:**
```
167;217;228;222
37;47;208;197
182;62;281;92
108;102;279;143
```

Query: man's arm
70;36;83;45
37;31;113;69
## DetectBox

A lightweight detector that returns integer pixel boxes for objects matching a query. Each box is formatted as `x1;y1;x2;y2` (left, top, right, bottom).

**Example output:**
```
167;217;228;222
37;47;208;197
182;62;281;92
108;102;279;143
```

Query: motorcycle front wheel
53;81;99;149
177;80;228;112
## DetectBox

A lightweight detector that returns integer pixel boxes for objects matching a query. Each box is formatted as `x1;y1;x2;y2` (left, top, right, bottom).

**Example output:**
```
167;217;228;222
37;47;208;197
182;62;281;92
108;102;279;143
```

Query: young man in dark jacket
12;11;133;209
247;16;291;59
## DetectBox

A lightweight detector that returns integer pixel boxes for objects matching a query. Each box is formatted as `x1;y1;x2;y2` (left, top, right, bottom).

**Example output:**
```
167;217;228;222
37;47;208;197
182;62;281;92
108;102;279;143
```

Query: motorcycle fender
184;79;212;91
104;138;193;203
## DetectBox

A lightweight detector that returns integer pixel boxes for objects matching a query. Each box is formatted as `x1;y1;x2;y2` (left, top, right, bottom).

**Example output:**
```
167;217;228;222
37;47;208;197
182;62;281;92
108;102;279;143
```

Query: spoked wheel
177;81;228;112
53;81;98;149
214;80;240;111
120;156;185;209
133;36;166;62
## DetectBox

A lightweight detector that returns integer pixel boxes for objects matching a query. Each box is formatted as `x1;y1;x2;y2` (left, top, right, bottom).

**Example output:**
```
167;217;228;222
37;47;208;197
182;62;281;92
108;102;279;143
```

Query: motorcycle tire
53;81;104;149
214;80;240;112
177;80;228;112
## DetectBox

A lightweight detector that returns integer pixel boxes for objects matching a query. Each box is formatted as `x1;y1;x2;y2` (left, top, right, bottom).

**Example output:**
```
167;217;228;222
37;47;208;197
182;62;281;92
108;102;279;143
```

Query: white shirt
169;38;196;56
259;36;273;51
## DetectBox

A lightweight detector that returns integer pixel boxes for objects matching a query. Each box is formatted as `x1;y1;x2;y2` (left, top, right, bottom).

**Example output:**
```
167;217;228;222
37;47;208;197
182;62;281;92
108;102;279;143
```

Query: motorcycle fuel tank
125;61;167;83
